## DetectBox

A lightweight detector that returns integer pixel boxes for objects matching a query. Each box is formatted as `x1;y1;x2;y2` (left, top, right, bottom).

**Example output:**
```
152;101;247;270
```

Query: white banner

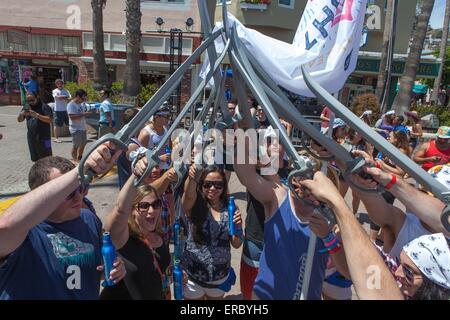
201;0;368;97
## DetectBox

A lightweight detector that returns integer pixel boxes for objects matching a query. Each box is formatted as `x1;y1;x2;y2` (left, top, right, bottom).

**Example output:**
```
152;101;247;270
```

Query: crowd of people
1;90;450;301
17;79;115;164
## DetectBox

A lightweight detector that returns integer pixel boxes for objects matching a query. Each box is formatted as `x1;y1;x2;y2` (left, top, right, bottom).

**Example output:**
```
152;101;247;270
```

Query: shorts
98;123;113;138
27;133;52;162
54;111;69;127
183;276;228;299
71;130;87;148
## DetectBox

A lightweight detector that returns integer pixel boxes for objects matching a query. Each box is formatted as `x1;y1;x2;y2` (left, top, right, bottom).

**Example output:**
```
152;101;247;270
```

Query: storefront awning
396;83;429;94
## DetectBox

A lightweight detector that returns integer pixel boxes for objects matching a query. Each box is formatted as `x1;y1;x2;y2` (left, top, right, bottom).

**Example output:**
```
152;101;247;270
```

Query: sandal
53;139;62;143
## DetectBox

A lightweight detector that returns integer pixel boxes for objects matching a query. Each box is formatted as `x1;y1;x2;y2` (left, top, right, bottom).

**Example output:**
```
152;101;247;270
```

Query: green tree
393;0;435;114
91;0;109;89
123;0;142;97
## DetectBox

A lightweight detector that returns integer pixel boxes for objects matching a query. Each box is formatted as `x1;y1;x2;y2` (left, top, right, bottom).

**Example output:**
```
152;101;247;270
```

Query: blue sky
430;0;447;29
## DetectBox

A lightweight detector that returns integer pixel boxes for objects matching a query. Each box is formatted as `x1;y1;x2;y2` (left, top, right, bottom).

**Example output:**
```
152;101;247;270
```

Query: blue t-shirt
253;191;328;300
0;208;102;300
23;79;38;94
99;99;113;125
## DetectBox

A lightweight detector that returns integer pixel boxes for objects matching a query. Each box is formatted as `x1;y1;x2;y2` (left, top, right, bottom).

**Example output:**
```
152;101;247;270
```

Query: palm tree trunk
91;0;109;89
393;0;435;115
376;0;393;100
123;0;142;97
431;0;450;104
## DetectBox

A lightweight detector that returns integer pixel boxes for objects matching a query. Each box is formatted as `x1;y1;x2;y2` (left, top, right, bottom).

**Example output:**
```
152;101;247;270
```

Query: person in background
17;92;53;162
359;110;373;126
405;111;423;150
117;108;140;189
413;126;450;171
52;79;71;143
393;115;408;134
67;89;90;162
320;105;332;134
21;75;39;95
136;104;171;171
374;110;395;139
98;89;114;138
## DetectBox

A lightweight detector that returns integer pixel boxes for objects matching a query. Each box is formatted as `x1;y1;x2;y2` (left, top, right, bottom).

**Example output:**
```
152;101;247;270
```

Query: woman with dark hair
181;165;242;300
377;130;412;177
405;111;423;149
394;233;450;300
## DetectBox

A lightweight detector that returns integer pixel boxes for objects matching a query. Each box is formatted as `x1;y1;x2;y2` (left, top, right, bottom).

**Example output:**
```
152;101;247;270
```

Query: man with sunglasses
0;142;126;299
17;92;53;162
136;104;171;170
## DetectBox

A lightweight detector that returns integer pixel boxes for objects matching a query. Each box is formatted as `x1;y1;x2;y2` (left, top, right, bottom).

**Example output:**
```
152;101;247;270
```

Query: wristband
375;161;381;169
328;243;342;254
385;174;397;190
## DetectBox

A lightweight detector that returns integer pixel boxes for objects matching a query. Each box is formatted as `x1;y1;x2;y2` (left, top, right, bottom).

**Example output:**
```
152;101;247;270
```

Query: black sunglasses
202;181;225;190
402;264;419;284
66;185;88;200
136;199;162;211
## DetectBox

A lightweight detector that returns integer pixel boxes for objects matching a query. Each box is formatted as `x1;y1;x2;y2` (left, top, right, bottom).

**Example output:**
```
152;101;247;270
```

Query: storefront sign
7;30;28;46
355;58;439;78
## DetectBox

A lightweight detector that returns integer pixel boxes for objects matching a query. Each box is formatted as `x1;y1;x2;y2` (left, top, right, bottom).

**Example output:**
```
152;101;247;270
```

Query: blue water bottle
228;196;236;236
101;232;116;287
377;151;383;160
161;206;169;238
165;144;171;165
173;219;181;260
173;259;183;300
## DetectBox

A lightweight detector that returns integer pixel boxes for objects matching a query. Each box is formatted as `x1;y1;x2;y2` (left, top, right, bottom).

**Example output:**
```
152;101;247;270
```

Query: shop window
163;37;193;55
110;34;126;52
141;36;165;53
279;0;295;9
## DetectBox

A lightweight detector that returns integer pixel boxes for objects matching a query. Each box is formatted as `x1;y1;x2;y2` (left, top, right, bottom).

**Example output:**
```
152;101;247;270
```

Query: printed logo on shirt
47;232;95;268
292;253;307;300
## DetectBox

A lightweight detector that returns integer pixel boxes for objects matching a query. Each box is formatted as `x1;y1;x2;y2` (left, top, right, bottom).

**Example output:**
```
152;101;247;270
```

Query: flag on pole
200;0;368;97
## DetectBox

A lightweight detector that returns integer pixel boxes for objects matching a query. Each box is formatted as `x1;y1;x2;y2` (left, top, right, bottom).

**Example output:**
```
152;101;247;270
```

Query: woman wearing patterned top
181;165;243;300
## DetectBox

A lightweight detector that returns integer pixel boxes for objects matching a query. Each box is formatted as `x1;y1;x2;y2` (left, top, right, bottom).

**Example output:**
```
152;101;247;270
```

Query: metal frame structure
78;0;450;300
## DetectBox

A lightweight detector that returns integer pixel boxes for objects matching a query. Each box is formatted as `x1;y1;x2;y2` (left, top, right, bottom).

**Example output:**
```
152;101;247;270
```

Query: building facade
210;0;440;109
0;0;203;105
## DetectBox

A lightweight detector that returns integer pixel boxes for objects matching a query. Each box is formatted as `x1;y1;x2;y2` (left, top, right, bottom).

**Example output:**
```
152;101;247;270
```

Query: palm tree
123;0;142;97
431;0;450;104
91;0;109;89
376;0;393;102
393;0;435;115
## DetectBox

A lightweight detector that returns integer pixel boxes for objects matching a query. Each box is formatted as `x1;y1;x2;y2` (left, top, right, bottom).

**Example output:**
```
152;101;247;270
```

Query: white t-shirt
389;213;430;259
67;100;86;133
144;126;169;170
52;88;71;112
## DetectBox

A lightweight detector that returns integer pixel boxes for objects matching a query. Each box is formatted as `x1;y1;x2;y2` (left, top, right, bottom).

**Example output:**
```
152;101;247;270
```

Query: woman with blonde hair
100;165;177;300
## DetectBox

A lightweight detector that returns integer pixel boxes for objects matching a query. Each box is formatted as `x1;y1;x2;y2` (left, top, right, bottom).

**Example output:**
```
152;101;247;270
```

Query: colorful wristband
375;161;381;169
328;243;342;254
385;174;397;190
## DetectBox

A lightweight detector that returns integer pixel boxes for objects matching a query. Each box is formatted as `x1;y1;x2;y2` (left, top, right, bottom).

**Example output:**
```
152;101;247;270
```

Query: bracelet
328;242;342;254
322;231;337;243
385;174;397;190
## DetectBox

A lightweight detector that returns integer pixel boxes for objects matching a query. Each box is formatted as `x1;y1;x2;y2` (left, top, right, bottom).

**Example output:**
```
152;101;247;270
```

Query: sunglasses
66;185;88;200
402;264;421;285
202;181;225;190
136;199;162;211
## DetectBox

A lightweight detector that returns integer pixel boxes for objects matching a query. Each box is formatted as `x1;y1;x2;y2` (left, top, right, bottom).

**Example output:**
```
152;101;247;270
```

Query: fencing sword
77;28;224;187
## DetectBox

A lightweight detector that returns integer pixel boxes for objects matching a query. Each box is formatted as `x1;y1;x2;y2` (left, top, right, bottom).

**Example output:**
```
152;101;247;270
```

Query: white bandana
403;233;450;290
